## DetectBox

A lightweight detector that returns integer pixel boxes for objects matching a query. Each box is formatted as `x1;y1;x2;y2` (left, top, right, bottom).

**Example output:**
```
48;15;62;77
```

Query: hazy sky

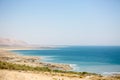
0;0;120;45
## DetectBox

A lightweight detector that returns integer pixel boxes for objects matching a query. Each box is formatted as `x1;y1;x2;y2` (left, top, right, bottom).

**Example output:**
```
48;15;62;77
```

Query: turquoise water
13;46;120;74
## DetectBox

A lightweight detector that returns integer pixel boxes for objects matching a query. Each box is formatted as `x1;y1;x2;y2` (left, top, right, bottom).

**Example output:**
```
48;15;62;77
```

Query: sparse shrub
0;61;51;72
52;78;57;80
82;72;88;75
0;61;99;77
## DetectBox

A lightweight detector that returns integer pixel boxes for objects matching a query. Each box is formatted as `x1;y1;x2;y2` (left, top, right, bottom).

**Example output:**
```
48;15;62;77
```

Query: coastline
11;47;120;76
0;47;72;71
0;47;120;80
1;47;120;75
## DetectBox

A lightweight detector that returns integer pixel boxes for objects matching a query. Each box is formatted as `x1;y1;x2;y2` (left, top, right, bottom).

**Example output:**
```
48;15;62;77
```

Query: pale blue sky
0;0;120;45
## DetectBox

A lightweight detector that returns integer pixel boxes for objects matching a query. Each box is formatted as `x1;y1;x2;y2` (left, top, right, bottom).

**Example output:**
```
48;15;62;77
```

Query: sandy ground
0;70;91;80
0;70;120;80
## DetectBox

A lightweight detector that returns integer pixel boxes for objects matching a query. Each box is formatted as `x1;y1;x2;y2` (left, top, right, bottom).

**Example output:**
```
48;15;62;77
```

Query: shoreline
11;48;120;76
0;47;73;71
0;47;120;80
2;47;120;75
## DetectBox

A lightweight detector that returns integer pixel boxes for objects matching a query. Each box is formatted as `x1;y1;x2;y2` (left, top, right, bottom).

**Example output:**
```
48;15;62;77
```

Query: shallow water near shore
13;46;120;74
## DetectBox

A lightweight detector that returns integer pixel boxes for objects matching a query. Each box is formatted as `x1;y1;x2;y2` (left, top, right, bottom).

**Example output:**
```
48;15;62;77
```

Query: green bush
0;61;51;72
0;61;98;76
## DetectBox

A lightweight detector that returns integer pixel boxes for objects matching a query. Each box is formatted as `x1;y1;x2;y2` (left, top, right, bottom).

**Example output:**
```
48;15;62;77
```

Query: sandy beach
0;69;94;80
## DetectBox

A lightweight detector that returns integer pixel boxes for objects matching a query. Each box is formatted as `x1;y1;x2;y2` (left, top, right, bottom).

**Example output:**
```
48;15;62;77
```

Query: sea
13;46;120;75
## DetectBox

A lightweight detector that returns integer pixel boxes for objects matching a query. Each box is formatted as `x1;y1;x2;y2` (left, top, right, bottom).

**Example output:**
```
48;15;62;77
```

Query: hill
0;38;28;47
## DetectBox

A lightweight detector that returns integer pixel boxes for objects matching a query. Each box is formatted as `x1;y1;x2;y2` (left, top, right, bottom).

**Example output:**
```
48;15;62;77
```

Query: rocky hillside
0;38;28;47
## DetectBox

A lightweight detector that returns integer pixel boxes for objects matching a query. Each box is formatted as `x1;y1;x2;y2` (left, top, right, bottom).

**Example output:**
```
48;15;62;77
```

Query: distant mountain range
0;38;57;49
0;38;28;47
